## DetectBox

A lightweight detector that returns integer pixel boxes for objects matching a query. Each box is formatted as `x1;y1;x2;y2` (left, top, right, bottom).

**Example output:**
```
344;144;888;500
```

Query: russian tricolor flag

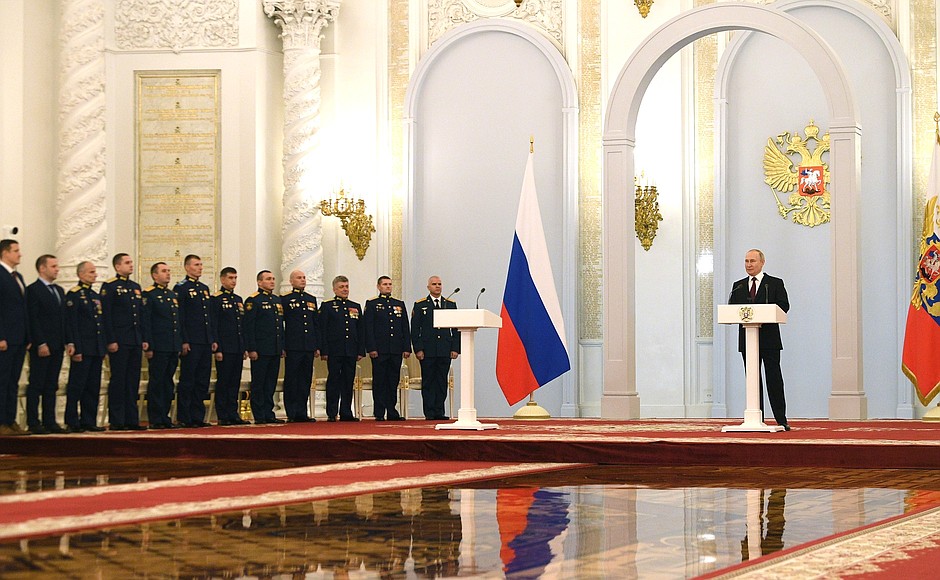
496;148;570;405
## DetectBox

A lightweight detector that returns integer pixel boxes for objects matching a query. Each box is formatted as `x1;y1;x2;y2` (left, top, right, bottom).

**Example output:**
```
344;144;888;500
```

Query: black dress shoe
109;425;126;432
45;424;66;434
149;423;168;430
339;416;360;422
327;417;337;422
218;420;234;426
437;416;450;421
194;421;211;428
233;419;250;425
28;424;48;435
389;416;406;421
374;417;386;421
126;424;146;431
84;425;105;432
66;425;85;433
781;424;791;431
270;418;286;424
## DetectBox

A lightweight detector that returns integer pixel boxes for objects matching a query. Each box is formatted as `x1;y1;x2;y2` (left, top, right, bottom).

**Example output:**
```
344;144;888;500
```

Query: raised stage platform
4;418;940;469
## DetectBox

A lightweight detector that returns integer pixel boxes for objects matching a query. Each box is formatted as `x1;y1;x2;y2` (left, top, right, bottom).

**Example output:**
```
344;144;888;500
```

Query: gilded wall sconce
320;188;375;261
635;174;662;251
635;0;654;18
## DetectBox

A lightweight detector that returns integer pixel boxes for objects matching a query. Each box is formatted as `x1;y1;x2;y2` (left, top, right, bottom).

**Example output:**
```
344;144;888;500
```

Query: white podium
718;304;787;432
433;309;502;430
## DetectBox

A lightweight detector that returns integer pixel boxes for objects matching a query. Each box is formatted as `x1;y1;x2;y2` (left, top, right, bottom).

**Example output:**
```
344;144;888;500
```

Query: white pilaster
56;0;107;285
263;0;340;296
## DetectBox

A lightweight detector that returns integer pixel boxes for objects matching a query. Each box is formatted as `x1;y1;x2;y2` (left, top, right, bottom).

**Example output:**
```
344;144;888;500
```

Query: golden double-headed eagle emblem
763;120;831;228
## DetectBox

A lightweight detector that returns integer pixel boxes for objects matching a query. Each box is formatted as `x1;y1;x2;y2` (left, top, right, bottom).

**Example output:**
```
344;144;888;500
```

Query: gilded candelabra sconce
763;119;831;228
635;0;654;18
634;173;662;251
320;188;375;261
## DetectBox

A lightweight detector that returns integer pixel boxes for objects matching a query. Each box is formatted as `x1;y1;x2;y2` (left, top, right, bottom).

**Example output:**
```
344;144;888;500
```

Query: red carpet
699;501;940;579
4;419;940;468
0;460;581;541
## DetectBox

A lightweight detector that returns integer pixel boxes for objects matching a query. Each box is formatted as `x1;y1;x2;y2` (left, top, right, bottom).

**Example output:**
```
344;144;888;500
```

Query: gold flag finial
530;135;534;154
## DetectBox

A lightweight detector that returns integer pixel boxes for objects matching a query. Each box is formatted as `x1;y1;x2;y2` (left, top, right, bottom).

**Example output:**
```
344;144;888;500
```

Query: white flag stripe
515;152;568;351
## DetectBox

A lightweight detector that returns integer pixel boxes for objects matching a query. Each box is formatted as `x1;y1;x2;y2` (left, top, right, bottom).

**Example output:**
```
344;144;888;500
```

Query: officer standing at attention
25;254;66;434
364;276;411;421
411;276;460;420
142;262;182;429
212;266;248;426
64;261;107;432
282;269;319;423
175;254;216;428
101;253;147;431
244;270;285;424
319;275;365;422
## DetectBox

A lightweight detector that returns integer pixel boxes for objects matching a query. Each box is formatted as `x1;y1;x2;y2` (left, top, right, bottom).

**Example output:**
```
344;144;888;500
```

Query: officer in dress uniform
100;253;147;431
25;254;66;434
64;261;107;432
319;275;365;422
411;276;460;420
174;254;216;427
142;262;183;429
244;270;285;424
364;276;411;421
211;266;248;425
282;269;319;422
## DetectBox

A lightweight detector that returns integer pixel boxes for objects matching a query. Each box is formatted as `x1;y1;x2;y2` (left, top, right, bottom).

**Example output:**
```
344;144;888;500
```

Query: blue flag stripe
503;235;571;386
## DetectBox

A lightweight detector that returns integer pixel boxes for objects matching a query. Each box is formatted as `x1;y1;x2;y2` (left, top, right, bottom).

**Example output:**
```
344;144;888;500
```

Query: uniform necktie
50;284;60;305
749;277;757;301
434;298;440;308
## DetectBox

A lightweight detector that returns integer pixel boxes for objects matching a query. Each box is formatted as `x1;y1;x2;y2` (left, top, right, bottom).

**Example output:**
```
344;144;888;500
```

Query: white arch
403;19;581;415
602;3;864;419
712;0;913;418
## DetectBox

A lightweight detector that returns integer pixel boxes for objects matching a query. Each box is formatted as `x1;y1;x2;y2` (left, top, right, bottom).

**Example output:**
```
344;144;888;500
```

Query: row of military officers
0;239;459;436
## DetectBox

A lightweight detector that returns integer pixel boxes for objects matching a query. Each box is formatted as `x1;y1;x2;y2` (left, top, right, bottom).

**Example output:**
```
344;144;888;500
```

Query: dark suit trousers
741;350;787;425
108;345;142;427
420;357;451;419
65;355;103;428
178;343;211;424
147;352;178;426
27;348;63;428
0;345;26;425
326;356;357;419
214;353;243;422
372;353;402;420
283;351;314;420
249;355;280;422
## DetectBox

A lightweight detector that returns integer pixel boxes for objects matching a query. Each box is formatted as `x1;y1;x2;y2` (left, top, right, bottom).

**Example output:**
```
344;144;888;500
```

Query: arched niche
602;3;864;419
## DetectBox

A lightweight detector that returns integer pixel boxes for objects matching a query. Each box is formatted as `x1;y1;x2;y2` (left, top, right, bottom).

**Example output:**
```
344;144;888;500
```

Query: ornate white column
263;0;340;297
56;0;107;285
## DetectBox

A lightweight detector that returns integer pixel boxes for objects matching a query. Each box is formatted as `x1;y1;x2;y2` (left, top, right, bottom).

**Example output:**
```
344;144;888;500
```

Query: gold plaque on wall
763;119;831;228
135;70;221;287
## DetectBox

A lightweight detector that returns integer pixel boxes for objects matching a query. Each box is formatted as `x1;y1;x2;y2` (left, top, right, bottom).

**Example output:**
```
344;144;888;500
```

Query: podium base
435;408;499;431
721;410;785;433
513;400;551;420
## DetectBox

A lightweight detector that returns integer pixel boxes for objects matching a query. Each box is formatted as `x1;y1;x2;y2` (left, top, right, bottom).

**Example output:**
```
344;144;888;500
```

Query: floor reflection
1;466;939;579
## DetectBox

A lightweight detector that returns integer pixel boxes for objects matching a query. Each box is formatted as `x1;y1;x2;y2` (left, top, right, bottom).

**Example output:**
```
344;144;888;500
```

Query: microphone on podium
445;287;460;300
475;287;486;309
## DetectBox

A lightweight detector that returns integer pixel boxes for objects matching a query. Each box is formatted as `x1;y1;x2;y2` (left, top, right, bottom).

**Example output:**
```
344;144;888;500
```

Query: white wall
411;29;567;417
719;4;902;418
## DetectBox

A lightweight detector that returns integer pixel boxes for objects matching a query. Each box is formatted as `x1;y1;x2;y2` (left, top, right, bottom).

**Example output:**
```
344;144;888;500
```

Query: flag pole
921;114;940;422
511;135;552;421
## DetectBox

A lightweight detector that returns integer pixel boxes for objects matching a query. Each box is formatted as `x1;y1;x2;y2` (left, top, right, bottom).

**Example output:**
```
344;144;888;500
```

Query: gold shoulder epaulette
249;291;260;298
416;297;427;303
105;277;117;283
213;290;223;297
68;285;81;293
144;285;156;292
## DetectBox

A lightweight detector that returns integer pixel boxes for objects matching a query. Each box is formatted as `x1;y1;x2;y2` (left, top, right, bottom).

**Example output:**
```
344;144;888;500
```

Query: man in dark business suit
26;254;67;434
729;249;791;430
411;276;460;420
0;239;29;436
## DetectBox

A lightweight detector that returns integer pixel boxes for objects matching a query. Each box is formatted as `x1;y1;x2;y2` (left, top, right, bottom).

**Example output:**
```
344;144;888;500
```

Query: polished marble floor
1;464;939;579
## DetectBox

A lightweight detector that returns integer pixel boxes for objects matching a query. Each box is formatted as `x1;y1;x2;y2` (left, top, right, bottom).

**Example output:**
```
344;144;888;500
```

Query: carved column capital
263;0;341;50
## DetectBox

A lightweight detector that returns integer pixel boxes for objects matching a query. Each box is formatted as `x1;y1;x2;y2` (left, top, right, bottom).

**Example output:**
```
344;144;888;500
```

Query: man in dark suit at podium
411;276;459;421
728;249;791;430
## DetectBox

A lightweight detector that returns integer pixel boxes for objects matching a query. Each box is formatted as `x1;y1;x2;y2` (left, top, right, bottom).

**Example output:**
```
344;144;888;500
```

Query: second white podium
433;309;501;430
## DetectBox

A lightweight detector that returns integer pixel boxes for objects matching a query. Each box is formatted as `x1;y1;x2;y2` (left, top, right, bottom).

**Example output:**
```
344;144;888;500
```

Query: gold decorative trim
693;0;717;339
388;0;409;285
579;0;602;341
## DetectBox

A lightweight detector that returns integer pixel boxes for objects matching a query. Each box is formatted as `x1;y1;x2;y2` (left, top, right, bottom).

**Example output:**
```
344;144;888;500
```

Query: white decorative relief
264;0;341;296
115;0;239;52
56;0;108;285
753;0;891;25
428;0;564;51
